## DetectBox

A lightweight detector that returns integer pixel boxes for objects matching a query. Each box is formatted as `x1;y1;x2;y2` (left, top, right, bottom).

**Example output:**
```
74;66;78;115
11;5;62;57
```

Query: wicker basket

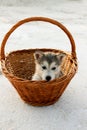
0;17;78;106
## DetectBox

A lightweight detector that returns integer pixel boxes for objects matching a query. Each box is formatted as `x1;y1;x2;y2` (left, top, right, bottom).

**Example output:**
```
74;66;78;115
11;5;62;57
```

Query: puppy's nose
46;76;51;81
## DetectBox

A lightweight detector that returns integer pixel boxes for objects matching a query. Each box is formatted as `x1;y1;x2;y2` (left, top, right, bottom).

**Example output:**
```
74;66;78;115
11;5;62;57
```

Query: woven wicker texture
1;17;78;106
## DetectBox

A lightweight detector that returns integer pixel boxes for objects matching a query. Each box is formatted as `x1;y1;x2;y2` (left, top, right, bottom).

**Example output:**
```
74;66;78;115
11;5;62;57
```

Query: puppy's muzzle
46;76;51;81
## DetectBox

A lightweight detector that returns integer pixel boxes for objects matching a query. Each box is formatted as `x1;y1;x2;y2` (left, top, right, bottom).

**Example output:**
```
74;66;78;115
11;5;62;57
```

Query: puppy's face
34;51;65;81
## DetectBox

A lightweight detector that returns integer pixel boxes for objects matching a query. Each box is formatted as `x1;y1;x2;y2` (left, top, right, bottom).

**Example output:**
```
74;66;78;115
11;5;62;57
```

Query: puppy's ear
34;51;44;60
57;53;66;65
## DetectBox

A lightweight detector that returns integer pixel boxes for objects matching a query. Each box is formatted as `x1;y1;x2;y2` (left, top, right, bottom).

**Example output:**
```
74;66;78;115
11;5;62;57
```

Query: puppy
32;51;66;81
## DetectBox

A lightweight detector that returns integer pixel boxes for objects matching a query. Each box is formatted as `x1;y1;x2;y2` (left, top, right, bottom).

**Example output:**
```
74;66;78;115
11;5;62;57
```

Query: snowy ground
0;0;87;130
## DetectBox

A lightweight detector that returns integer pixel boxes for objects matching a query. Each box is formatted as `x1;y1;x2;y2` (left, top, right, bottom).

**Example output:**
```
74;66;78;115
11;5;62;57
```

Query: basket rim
1;48;78;85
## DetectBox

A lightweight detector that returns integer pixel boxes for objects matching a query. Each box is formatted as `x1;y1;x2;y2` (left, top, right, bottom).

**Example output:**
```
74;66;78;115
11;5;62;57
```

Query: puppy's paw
32;74;41;81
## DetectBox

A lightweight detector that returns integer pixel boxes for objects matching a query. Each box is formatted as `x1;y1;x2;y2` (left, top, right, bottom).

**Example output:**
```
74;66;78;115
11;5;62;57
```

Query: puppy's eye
51;67;56;70
42;66;47;70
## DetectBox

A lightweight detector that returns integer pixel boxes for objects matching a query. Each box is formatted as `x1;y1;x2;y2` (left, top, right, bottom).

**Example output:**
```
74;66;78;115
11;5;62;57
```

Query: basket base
23;98;59;107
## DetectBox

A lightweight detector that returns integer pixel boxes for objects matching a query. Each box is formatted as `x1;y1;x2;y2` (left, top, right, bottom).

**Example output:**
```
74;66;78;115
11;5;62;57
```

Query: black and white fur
32;51;66;81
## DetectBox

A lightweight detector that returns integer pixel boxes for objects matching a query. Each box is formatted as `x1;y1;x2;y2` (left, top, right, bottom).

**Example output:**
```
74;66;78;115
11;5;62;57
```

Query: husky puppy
32;51;66;81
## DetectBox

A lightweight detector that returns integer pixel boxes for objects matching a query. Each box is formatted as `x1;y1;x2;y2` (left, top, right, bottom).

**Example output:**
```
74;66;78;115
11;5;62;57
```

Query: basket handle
1;17;77;60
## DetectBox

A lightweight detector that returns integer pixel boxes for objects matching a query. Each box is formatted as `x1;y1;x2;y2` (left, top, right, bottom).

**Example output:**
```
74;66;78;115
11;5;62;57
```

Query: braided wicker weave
1;17;78;106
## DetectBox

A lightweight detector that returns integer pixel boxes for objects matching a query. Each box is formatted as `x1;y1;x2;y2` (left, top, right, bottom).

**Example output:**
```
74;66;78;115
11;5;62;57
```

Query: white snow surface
0;0;87;130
